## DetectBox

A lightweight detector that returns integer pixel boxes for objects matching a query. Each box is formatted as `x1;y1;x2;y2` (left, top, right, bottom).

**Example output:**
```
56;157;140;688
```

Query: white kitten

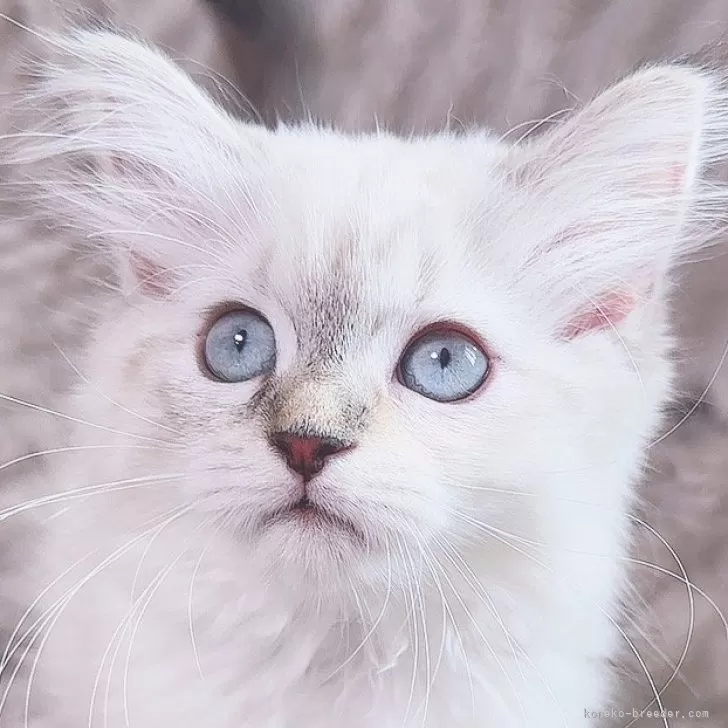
2;29;728;728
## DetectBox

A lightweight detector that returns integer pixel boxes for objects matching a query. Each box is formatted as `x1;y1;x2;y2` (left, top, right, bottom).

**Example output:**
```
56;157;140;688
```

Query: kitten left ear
514;64;728;338
8;29;266;299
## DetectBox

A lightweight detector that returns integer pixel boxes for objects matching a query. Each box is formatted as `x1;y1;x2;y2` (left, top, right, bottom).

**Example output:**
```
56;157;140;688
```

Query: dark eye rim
395;321;494;403
197;301;276;382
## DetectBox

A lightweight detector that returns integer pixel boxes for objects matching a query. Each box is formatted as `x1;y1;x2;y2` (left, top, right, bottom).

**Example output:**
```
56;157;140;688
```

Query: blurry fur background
1;0;727;725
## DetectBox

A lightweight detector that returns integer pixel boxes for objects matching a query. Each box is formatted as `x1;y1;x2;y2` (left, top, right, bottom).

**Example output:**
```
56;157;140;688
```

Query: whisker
450;482;621;504
117;560;183;728
419;530;530;726
343;572;372;675
649;327;728;446
0;550;99;675
623;556;727;637
0;444;179;475
120;515;210;728
0;473;191;523
325;542;393;682
575;282;647;403
82;507;193;728
393;534;419;727
0;392;173;446
453;509;726;640
0;505;192;722
186;516;232;682
452;509;671;728
96;559;178;728
49;340;183;437
427;546;476;720
454;504;726;687
406;537;432;727
620;516;696;726
407;528;455;725
434;535;569;727
60;510;191;728
0;505;186;681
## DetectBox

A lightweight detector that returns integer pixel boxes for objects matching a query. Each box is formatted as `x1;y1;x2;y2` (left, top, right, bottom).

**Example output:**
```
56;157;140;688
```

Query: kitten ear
7;29;264;298
513;64;728;338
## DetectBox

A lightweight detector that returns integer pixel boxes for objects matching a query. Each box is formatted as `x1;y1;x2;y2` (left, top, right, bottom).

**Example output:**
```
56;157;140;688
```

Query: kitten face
81;138;515;584
14;31;726;599
73;132;663;594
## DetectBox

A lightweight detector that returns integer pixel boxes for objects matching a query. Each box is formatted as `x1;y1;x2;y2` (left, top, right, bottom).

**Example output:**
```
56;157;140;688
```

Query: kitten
2;28;728;727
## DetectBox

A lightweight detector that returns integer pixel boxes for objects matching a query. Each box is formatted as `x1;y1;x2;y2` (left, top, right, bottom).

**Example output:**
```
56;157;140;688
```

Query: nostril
269;431;352;480
317;438;347;459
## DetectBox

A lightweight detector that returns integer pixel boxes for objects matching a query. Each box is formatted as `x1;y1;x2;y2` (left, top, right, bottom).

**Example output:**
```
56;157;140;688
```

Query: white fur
2;29;728;727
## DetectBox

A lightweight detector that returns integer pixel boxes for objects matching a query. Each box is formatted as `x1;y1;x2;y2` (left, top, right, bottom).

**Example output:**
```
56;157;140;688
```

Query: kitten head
10;31;728;597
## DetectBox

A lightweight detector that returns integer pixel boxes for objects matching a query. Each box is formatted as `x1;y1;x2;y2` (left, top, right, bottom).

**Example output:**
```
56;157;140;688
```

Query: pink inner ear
667;162;686;194
129;251;172;298
561;289;641;339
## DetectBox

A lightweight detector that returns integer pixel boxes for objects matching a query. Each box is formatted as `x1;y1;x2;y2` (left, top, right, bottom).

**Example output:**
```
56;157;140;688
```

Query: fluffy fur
2;29;728;727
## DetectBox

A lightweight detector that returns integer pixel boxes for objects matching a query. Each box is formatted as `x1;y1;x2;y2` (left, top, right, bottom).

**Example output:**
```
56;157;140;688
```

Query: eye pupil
437;347;451;369
233;330;247;352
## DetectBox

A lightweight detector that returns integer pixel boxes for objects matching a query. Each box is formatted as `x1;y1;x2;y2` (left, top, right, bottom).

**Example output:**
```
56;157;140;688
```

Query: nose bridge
268;376;365;445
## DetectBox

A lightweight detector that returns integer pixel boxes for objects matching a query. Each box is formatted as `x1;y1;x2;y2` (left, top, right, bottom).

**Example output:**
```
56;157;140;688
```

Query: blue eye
398;328;489;402
204;309;276;382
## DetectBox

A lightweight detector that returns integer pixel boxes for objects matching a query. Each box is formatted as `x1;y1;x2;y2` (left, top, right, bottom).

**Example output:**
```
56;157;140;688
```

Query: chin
251;501;388;589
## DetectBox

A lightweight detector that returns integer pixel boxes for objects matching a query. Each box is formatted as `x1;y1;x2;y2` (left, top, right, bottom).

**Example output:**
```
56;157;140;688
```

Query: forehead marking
267;214;441;367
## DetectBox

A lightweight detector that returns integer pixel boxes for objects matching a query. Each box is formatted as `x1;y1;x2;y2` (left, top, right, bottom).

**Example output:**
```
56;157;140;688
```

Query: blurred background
1;0;727;725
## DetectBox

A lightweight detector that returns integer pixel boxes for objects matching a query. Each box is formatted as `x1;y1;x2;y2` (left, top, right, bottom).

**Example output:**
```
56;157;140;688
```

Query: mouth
262;497;365;543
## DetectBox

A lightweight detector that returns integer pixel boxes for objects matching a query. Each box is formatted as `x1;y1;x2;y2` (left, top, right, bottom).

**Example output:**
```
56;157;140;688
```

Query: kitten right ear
7;29;265;298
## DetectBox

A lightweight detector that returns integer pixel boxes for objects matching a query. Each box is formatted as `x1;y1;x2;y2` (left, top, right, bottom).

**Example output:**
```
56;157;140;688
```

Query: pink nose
270;432;350;481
